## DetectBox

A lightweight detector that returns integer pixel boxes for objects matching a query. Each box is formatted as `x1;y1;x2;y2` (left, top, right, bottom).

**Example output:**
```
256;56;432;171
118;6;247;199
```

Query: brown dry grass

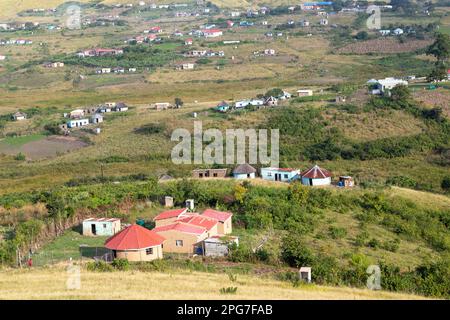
337;38;433;55
0;266;428;300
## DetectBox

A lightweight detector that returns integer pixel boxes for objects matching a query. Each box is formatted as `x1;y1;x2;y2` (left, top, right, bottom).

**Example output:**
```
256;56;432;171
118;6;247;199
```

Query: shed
297;89;313;97
105;224;165;261
82;218;121;236
338;176;354;188
233;163;256;179
301;165;332;186
12;112;27;121
91;113;103;124
299;267;311;283
202;236;239;257
192;168;227;178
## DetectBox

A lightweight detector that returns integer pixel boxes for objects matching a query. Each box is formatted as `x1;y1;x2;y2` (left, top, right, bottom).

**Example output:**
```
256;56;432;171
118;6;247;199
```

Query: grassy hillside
0;266;427;299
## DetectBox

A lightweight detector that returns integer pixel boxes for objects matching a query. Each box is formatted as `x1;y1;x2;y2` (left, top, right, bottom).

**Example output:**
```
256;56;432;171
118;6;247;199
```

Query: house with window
192;168;228;178
152;208;234;254
152;221;209;254
67;118;89;128
82;218;121;236
261;168;300;182
91;113;103;124
104;224;165;262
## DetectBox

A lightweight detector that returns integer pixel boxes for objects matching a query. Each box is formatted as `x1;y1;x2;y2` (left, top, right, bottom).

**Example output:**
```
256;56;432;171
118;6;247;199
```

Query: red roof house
154;208;189;222
104;224;165;261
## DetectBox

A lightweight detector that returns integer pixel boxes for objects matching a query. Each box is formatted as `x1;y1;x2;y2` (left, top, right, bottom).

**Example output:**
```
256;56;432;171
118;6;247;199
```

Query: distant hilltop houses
0;39;33;46
77;48;124;58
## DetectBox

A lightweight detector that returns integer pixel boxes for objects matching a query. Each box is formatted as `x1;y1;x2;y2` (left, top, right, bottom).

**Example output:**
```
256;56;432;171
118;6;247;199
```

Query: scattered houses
192;168;228;178
301;165;332;186
233;163;257;179
44;62;64;68
370;77;408;95
202;29;223;38
152;208;234;255
215;101;230;112
82;218;121;236
104;224;165;262
297;89;314;97
77;48;123;58
261;168;300;183
153;102;172;110
12;112;27;121
175;62;195;70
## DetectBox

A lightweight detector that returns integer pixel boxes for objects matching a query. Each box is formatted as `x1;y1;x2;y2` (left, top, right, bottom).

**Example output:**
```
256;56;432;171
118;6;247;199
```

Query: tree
289;182;309;206
355;31;369;40
174;97;184;108
442;176;450;192
390;85;411;103
427;61;448;82
427;33;450;62
264;88;283;98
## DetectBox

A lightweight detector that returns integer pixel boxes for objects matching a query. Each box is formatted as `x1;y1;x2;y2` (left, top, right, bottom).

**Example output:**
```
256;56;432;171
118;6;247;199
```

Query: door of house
309;178;313;186
91;224;97;235
275;173;281;181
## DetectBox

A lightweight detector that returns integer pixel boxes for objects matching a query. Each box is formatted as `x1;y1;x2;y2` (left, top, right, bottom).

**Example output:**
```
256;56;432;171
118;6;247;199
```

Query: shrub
281;234;315;267
112;258;130;271
368;238;380;249
220;287;238;294
441;176;450;192
86;261;113;272
328;226;347;239
14;153;26;161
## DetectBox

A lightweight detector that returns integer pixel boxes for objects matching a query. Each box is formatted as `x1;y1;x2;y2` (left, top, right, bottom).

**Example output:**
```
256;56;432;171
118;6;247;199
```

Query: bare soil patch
0;135;88;160
413;88;450;119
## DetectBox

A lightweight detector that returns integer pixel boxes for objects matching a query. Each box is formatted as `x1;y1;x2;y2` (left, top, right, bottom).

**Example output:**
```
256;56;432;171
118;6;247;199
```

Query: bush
112;258;130;271
14;153;26;161
441;176;450;192
368;238;380;249
86;261;113;272
328;226;347;239
281;234;315;267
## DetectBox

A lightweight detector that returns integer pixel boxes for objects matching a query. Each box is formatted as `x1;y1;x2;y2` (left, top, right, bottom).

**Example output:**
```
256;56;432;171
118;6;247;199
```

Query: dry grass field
0;266;428;300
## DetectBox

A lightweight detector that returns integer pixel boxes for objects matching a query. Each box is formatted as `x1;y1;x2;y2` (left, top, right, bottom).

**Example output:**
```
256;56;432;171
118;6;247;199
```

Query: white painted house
233;163;256;179
67;118;89;128
297;89;313;97
261;168;300;182
373;77;408;94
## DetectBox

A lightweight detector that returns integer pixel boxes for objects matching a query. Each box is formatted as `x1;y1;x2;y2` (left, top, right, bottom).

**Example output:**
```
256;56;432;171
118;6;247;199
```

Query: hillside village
0;0;449;300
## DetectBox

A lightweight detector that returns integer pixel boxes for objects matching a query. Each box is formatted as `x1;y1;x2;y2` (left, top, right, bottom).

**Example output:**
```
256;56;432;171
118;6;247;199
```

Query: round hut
105;224;165;262
301;165;332;186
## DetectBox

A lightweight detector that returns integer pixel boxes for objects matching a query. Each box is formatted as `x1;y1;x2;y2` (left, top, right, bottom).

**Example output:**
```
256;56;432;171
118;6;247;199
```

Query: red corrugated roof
152;222;206;235
202;209;233;222
104;224;165;250
154;208;187;221
301;165;331;179
182;216;218;231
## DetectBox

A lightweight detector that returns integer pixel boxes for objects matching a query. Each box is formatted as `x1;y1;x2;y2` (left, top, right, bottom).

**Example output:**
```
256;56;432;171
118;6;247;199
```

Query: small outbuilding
202;236;239;257
104;224;165;262
301;165;332;186
299;267;311;283
82;218;121;236
12;112;27;121
91;113;103;124
233;163;256;179
338;176;354;188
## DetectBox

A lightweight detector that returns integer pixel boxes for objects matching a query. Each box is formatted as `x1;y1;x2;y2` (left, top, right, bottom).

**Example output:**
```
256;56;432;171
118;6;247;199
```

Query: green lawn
0;134;45;147
32;230;109;266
